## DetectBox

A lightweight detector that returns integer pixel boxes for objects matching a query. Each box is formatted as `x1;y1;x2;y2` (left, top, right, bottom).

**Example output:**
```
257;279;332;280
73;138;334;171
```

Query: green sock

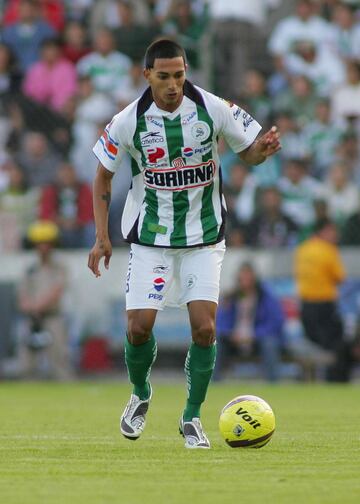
125;332;157;400
183;342;217;421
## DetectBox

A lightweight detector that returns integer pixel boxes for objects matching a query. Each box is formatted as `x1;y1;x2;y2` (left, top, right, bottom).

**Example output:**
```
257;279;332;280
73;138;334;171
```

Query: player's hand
87;237;112;278
256;126;281;157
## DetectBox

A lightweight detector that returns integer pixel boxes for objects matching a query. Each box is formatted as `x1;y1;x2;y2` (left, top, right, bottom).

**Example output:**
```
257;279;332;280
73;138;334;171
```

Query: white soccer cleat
120;385;152;440
179;417;211;449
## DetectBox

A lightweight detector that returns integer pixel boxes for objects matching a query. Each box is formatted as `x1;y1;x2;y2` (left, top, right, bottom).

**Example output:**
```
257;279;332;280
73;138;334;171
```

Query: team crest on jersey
191;121;211;141
144;160;216;191
140;131;164;146
186;274;197;289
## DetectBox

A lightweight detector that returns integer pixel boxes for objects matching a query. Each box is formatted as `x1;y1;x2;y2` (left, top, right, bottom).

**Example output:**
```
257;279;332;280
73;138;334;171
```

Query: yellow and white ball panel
219;395;275;448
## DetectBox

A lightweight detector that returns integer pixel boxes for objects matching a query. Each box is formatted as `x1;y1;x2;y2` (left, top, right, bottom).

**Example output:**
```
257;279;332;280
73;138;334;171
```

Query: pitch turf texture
1;382;359;504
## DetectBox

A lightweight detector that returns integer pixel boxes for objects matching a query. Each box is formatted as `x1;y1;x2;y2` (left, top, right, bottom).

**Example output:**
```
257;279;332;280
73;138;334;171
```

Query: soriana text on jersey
144;160;216;191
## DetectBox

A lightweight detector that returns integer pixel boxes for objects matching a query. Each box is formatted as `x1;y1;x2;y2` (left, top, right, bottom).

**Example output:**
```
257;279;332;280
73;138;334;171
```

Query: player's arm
88;163;114;277
239;126;281;166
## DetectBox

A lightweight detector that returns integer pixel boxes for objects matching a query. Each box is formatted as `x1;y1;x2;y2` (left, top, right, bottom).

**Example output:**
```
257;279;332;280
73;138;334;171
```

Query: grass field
0;381;359;504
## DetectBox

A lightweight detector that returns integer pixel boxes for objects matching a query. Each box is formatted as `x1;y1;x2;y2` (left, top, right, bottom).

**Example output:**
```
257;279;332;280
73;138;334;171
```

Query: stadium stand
0;0;359;380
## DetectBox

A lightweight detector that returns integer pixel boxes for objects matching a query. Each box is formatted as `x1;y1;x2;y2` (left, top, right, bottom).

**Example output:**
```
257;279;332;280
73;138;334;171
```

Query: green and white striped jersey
93;81;261;248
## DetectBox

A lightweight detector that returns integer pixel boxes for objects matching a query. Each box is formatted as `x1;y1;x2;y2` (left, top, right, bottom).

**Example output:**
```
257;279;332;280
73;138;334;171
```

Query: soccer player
88;39;280;449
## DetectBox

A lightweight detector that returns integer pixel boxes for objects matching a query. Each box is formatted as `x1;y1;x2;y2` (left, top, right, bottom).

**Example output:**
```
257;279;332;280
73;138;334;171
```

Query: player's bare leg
120;309;158;440
179;301;217;448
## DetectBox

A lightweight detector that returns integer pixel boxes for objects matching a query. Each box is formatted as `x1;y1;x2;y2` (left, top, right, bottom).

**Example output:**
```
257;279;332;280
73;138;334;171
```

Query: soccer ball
219;395;275;448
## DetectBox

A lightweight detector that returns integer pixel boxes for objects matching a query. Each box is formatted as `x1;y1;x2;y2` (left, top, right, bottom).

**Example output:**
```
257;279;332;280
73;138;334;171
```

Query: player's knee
192;321;216;347
127;320;152;345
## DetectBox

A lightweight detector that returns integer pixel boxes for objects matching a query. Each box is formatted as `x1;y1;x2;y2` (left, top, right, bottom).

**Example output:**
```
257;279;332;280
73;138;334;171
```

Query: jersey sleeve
199;88;262;153
92;113;129;173
217;99;262;153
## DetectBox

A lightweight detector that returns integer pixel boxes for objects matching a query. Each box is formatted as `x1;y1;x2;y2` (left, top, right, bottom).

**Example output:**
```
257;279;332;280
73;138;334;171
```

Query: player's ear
143;68;151;81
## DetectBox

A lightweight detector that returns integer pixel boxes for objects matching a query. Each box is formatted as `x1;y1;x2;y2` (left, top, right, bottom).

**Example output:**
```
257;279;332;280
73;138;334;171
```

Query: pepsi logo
153;277;165;291
182;147;193;158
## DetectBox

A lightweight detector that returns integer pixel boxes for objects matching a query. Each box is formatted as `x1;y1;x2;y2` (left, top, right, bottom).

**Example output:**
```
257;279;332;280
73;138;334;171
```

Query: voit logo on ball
153;277;165;291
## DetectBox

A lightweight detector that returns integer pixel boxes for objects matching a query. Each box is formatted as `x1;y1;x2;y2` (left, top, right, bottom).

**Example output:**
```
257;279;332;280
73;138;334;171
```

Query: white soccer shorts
125;241;226;310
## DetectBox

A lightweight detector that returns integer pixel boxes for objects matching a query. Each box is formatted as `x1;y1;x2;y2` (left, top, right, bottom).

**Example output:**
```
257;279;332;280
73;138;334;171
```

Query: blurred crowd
0;0;359;250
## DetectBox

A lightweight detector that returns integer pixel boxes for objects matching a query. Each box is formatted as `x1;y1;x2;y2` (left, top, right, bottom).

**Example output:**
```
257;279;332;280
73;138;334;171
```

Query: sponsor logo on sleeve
100;128;119;160
242;112;254;131
232;108;254;130
233;107;241;120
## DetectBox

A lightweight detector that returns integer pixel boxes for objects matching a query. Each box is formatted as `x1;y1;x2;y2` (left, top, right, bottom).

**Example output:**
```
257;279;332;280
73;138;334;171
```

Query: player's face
144;57;186;112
